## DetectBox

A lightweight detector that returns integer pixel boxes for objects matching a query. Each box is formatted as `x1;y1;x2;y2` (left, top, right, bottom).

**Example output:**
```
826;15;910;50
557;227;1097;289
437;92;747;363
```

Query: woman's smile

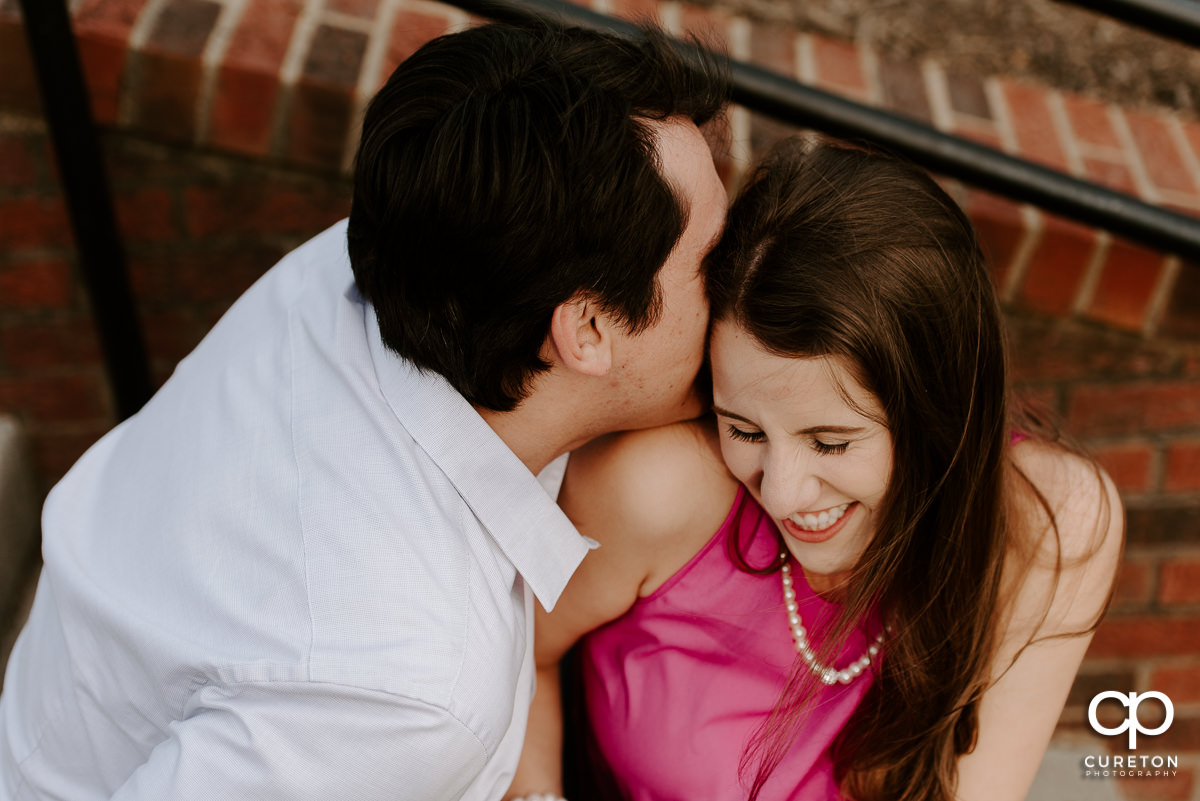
782;502;857;543
786;501;853;532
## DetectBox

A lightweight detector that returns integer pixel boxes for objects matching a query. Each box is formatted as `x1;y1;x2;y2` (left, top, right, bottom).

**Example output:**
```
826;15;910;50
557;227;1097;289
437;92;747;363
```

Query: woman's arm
954;440;1125;800
504;421;737;799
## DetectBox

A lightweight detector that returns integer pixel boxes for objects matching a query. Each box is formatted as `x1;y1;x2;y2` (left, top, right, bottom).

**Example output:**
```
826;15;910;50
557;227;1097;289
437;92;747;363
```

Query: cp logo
1088;691;1174;749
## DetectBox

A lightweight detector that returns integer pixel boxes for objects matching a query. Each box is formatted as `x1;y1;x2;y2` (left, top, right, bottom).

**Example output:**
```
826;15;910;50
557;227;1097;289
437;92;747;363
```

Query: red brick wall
1003;313;1200;797
2;0;1200;797
0;121;352;481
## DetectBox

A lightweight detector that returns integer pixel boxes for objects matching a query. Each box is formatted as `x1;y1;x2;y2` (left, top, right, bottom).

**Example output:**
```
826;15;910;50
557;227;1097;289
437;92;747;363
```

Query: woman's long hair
707;138;1019;800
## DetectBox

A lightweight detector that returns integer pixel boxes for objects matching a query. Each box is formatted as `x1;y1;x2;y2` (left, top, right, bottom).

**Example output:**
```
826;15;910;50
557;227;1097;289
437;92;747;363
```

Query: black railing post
727;60;1200;260
1054;0;1200;50
16;0;152;420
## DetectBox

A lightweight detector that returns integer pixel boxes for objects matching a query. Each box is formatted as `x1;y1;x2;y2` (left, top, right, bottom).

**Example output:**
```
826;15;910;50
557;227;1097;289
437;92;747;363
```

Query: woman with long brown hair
505;138;1123;801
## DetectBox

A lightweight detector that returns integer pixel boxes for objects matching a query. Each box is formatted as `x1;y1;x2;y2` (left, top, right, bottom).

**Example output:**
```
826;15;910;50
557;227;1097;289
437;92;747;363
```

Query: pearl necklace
780;554;885;686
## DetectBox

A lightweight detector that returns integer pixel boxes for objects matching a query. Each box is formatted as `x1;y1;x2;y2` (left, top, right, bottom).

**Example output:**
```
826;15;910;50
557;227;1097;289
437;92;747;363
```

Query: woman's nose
758;447;822;520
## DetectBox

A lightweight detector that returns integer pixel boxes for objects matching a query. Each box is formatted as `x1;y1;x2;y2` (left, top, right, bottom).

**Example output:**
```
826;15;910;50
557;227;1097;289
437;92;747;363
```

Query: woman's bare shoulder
1007;437;1125;632
1010;439;1123;559
536;423;737;661
562;418;739;550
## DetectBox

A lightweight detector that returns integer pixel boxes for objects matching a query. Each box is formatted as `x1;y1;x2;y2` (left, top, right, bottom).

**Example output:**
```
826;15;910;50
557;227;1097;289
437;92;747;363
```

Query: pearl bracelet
510;795;568;801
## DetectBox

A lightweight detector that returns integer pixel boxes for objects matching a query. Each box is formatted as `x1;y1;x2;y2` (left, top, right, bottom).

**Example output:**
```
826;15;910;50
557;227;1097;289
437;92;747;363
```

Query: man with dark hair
0;21;727;801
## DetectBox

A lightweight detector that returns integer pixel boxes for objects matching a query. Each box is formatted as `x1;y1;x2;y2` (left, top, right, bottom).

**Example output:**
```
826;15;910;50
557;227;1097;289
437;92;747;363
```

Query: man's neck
475;387;603;476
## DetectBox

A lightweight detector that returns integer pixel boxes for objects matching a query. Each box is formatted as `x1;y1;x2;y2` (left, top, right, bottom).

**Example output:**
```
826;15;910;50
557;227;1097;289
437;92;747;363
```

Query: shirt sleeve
108;680;489;801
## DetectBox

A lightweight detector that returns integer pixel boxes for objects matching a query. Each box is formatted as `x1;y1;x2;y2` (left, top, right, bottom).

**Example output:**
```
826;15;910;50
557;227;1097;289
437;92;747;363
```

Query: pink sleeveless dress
579;486;880;801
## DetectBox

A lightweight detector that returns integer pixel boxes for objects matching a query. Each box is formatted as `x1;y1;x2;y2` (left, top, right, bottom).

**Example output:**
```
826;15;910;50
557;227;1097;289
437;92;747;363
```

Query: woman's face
710;320;893;593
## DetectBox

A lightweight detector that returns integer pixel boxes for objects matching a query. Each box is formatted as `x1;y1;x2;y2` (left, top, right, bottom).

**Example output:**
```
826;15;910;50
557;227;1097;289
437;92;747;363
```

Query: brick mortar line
1042;86;1076;177
1101;602;1200;619
939;178;966;213
1168;117;1200;194
920;61;954;134
1161;549;1200;569
1158;188;1200;211
725;17;752;183
339;0;407;174
726;15;750;68
794;33;815;85
195;0;251;148
658;0;681;36
1002;205;1044;303
0;113;46;135
985;77;1020;155
266;0;326;159
1072;230;1110;316
1086;433;1200;445
727;105;751;180
1108;104;1162;204
0;245;77;263
278;0;328;88
437;0;470;34
1075;141;1127;164
1133;663;1156;696
114;0;174;128
858;45;882;107
19;413;130;436
322;9;378;33
1117;493;1161;508
1149;436;1168;495
1048;90;1085;178
1143;256;1181;339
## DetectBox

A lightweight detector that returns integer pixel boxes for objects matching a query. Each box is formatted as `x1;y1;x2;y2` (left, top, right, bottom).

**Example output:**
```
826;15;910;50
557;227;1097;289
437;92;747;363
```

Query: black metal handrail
17;0;152;420
17;0;1200;419
451;0;1200;264
1054;0;1200;50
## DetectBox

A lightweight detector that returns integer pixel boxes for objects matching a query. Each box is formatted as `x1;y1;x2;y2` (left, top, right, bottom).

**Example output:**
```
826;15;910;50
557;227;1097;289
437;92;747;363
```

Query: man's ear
548;294;613;378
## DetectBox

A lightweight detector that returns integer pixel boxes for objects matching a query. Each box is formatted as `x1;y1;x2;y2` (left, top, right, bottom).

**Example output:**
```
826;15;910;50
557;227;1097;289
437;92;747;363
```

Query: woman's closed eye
725;425;850;456
725;425;765;443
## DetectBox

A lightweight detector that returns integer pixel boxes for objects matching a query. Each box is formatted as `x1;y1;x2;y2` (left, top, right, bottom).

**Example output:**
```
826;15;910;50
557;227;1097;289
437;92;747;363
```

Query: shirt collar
362;301;589;611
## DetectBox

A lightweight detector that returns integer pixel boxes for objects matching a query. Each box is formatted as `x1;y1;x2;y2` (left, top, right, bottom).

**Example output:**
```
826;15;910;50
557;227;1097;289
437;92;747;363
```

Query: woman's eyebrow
711;404;750;423
712;405;865;437
799;425;864;436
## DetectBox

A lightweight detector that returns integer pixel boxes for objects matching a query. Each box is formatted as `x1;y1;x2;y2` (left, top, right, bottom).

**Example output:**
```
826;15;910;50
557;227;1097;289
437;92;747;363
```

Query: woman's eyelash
725;425;764;443
725;426;849;455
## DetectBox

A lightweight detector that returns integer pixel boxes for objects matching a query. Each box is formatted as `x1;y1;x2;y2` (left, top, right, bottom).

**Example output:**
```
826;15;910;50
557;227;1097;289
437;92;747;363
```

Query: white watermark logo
1088;691;1174;749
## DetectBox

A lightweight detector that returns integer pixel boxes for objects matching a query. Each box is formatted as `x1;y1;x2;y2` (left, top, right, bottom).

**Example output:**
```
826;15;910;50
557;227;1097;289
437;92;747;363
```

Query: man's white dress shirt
0;220;591;800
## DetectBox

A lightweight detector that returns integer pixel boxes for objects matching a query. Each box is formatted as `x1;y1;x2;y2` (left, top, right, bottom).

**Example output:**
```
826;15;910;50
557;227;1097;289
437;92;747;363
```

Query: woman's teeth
788;502;851;531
